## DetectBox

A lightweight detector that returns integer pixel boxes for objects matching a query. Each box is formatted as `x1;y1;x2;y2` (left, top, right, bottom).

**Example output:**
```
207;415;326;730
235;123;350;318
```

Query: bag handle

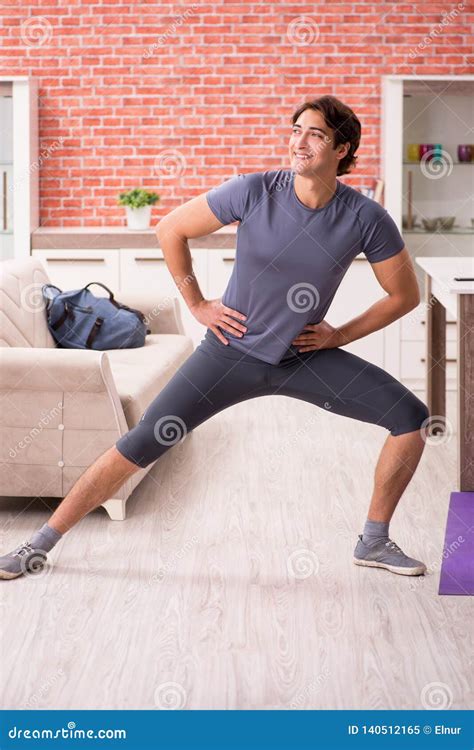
83;281;115;300
42;283;63;314
83;281;148;328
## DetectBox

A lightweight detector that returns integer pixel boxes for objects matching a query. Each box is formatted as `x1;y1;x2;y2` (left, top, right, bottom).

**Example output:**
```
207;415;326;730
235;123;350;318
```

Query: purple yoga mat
438;491;474;596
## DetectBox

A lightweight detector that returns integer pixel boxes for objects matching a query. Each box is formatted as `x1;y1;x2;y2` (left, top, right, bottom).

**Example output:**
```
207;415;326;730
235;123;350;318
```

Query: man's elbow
155;217;167;241
155;217;184;244
397;289;420;313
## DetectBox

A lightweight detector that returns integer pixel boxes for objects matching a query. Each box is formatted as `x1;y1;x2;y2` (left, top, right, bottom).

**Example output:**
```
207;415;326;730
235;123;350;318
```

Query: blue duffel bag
42;281;151;350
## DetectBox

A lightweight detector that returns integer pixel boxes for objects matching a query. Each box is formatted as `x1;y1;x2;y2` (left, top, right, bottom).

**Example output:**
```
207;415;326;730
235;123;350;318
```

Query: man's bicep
368;246;420;304
156;193;226;241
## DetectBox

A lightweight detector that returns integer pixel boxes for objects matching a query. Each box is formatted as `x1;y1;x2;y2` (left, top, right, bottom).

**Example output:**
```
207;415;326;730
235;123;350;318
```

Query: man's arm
337;247;420;345
155;193;226;311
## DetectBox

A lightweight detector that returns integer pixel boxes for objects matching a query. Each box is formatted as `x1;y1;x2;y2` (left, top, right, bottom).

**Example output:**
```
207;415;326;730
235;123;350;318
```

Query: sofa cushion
0;257;56;347
106;333;194;429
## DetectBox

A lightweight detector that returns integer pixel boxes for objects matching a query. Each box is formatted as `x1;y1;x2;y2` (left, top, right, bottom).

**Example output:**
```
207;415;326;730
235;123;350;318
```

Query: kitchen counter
31;223;368;261
31;224;238;250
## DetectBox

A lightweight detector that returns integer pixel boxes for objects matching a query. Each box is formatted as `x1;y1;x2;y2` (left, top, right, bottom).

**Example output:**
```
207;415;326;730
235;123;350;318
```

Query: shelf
403;227;474;235
403;160;473;165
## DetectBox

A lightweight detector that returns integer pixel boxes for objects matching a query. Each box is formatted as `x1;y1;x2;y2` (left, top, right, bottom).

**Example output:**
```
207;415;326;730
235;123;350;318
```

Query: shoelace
385;539;404;555
13;542;35;558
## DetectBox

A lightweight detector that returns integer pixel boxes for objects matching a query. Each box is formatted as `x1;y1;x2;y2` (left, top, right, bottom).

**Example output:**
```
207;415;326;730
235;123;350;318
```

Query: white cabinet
399;301;457;385
119;248;209;346
325;256;386;368
207;248;236;298
32;247;410;369
32;247;214;348
0;76;39;262
32;249;120;292
381;74;473;387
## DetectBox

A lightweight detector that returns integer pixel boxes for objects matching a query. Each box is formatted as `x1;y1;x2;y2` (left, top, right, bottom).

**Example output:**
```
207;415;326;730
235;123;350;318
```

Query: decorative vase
407;144;420;162
125;205;152;230
420;144;435;161
457;145;472;163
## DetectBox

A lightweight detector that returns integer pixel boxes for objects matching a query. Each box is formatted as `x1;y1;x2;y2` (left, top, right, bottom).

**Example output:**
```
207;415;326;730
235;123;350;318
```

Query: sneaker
0;542;47;580
353;534;426;576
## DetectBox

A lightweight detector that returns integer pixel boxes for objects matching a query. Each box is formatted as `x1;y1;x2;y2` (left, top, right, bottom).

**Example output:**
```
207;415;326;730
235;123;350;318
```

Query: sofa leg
102;497;126;521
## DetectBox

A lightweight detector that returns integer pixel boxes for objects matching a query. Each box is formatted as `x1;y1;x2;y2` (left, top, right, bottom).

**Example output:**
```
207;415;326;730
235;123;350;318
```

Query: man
0;94;429;580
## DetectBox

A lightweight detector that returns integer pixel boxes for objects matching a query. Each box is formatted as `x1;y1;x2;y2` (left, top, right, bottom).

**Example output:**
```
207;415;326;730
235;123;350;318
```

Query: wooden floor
1;389;472;710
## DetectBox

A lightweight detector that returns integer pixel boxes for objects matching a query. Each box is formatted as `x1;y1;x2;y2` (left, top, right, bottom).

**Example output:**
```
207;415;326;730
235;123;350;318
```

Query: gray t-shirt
205;169;405;365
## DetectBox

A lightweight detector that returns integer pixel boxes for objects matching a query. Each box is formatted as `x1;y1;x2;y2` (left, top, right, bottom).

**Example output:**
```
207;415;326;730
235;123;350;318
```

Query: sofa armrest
116;291;186;335
0;347;118;393
0;346;128;432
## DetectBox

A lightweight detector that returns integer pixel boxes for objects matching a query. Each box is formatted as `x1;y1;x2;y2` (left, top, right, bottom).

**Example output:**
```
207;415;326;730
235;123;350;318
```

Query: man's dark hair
291;95;361;176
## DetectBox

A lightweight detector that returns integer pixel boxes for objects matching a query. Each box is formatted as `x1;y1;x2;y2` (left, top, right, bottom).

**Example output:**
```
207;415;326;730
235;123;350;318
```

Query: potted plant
118;188;160;230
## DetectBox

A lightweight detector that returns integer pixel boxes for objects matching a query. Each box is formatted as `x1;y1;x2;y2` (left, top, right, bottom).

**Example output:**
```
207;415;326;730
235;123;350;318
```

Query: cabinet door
119;248;208;347
400;301;457;341
32;250;119;293
401;339;457;380
325;258;386;367
207;249;236;299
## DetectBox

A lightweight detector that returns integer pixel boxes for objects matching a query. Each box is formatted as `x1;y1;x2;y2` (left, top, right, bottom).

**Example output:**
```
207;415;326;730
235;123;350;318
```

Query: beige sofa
0;257;194;520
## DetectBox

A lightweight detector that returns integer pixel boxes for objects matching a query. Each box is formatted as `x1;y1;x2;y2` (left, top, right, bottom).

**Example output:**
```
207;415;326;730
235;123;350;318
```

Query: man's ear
338;141;351;159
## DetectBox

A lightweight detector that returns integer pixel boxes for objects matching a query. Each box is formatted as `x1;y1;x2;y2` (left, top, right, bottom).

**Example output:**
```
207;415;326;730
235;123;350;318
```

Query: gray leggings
115;328;430;468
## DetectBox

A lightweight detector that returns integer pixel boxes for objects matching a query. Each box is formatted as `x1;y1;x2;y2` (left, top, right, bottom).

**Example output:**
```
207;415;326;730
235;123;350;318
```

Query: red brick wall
1;2;472;226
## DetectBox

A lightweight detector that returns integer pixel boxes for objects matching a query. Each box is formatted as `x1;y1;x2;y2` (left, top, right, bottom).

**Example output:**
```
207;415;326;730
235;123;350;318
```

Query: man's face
288;108;348;176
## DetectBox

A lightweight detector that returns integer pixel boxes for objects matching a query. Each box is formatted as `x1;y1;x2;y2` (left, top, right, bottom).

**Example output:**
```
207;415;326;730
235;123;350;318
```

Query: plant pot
125;205;152;230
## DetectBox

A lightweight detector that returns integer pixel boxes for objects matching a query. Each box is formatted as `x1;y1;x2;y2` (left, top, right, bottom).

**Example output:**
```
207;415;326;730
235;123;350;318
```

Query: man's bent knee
390;395;430;437
110;444;144;474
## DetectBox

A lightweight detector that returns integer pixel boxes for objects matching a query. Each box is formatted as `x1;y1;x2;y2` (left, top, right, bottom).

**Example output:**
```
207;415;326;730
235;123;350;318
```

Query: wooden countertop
31;224;369;261
31;224;238;250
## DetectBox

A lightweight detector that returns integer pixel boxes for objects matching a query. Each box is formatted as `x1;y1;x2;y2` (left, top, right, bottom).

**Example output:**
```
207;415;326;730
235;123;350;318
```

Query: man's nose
294;134;308;148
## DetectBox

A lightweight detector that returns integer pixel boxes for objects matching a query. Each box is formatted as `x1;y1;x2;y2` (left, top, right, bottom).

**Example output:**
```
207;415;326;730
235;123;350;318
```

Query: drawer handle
420;357;457;362
222;257;235;262
46;257;105;262
2;171;6;231
421;320;456;325
135;256;193;262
